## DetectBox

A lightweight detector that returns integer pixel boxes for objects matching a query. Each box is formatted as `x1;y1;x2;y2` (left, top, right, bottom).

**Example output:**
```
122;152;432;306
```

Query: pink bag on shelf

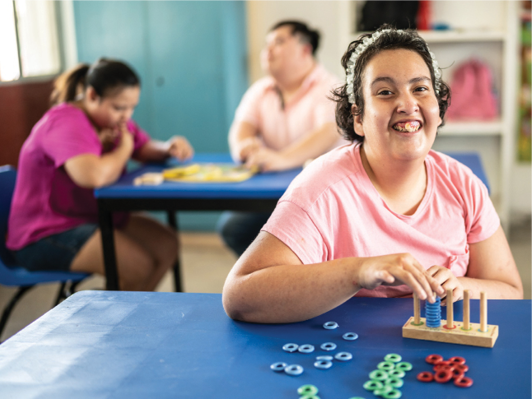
446;59;499;121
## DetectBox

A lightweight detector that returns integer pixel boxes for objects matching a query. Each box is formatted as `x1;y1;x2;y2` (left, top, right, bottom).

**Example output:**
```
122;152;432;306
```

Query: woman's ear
352;105;364;137
86;86;100;103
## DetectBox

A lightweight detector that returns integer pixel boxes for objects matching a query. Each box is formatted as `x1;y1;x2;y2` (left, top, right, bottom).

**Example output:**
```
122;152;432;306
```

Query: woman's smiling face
353;48;442;163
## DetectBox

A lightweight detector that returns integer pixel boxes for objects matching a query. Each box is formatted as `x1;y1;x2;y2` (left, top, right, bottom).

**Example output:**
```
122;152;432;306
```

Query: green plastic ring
363;380;383;391
384;377;404;388
299;396;320;399
383;388;402;399
374;385;393;396
369;370;389;381
395;362;413;371
384;353;402;363
297;385;318;396
388;369;405;378
377;361;395;371
348;397;367;399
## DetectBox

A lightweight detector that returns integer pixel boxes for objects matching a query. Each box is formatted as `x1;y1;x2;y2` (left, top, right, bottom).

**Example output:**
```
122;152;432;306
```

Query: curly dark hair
332;24;451;142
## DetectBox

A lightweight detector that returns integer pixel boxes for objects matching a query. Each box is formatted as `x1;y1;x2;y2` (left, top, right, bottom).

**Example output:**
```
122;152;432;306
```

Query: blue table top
94;151;490;199
0;291;528;398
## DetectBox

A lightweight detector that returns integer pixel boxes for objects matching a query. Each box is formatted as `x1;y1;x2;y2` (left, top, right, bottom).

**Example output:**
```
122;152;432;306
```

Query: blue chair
0;166;89;340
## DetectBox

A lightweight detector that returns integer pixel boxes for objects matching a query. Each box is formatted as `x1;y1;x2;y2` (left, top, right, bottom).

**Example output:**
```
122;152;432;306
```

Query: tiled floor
1;222;530;342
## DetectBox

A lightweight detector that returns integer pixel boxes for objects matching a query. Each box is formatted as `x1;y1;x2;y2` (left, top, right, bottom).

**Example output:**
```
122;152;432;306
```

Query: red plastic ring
417;371;434;382
448;356;466;365
454;364;469;373
425;354;443;364
433;364;454;373
434;369;453;383
452;369;465;380
454;376;474;388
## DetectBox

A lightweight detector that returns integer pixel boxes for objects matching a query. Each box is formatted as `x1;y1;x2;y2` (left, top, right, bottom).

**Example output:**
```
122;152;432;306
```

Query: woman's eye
377;90;392;96
415;86;429;92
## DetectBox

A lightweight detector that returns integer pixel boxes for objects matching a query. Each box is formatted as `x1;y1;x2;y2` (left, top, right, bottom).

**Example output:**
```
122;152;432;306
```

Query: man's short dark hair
270;20;321;56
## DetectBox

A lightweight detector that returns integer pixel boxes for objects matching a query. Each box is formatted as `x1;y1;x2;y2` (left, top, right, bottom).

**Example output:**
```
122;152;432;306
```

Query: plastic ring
383;388;402;398
314;360;333;369
270;362;287;372
373;385;392;396
388;369;405;379
417;371;434;382
334;352;353;361
448;356;466;365
433;364;454;373
299;396;320;399
297;385;318;396
283;343;299;352
363;380;383;391
425;354;443;364
284;364;304;376
298;344;315;353
316;355;333;361
454;364;469;373
395;362;413;371
384;353;402;363
377;361;395;371
454;376;474;388
384;377;404;388
320;342;337;351
323;321;339;329
342;332;359;341
452;369;465;380
369;370;389;381
434;369;453;383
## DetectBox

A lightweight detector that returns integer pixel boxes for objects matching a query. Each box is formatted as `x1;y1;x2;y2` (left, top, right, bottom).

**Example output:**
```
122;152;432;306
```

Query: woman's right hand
354;253;445;302
117;123;134;154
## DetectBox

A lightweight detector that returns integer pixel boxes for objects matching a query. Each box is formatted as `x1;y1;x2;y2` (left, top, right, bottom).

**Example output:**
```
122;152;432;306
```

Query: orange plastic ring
454;376;474;388
417;371;434;382
425;354;443;364
434;369;453;383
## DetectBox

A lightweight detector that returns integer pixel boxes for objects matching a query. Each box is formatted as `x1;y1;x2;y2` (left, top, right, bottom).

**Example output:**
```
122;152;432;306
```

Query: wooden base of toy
402;317;499;348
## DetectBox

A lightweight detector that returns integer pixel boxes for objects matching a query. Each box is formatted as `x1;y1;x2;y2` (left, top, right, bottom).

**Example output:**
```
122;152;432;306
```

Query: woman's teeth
393;121;421;132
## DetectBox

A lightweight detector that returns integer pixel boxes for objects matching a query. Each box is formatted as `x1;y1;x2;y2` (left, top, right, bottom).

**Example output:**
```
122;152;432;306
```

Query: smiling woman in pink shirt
7;59;193;291
222;25;523;324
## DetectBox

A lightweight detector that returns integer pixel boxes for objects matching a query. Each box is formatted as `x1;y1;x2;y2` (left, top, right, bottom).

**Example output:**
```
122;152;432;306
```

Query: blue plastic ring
320;342;337;351
316;355;333;361
323;321;339;329
285;364;304;376
270;362;287;372
342;332;359;341
314;360;333;369
282;343;299;352
298;344;315;353
335;352;353;361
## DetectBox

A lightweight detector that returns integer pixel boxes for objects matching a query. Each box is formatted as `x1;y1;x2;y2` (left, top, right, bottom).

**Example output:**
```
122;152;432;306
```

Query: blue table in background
95;152;490;291
0;291;528;398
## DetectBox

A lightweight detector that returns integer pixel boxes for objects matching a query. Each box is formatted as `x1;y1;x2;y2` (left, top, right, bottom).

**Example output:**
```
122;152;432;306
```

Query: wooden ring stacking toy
417;371;434;382
425;354;443;364
434;369;454;383
454;376;474;388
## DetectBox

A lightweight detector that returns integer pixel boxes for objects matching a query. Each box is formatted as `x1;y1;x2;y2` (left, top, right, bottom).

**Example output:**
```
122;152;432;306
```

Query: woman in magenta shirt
222;25;523;323
7;59;193;291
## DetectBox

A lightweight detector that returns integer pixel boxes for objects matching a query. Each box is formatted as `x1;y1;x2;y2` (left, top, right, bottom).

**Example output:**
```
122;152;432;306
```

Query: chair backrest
0;166;18;266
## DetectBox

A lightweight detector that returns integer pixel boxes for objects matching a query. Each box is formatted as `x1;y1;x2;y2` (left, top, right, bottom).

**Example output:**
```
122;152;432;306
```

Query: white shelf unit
339;1;520;230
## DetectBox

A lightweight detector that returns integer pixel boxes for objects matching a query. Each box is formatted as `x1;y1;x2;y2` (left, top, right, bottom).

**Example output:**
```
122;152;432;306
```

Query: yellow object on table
162;163;257;183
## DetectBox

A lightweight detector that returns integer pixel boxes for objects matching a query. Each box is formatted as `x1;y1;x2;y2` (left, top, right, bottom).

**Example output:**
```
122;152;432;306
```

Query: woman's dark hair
50;58;140;106
270;20;320;56
332;24;451;142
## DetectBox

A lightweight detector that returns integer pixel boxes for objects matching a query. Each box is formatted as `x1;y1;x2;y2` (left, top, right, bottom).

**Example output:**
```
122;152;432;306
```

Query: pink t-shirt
231;64;346;160
262;144;500;298
7;103;150;250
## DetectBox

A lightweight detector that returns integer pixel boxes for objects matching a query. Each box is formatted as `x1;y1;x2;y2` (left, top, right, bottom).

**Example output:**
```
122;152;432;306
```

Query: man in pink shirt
219;20;345;256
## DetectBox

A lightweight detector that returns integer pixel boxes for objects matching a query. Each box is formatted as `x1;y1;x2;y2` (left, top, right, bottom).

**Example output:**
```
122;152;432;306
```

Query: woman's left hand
426;265;464;305
166;136;194;161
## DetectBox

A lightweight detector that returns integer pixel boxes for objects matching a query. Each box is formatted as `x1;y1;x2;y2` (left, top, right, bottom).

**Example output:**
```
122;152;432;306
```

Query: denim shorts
13;223;98;272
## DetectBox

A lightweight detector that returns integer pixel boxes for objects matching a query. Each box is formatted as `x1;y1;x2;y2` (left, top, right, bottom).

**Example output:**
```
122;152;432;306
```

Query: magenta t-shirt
262;144;500;298
7;103;150;250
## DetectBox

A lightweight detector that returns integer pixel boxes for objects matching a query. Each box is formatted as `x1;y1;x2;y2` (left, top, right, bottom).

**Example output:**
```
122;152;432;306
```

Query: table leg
98;200;120;290
166;211;183;292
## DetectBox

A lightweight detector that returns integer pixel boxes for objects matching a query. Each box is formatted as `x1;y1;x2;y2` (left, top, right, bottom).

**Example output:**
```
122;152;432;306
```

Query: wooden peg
413;293;420;325
446;288;454;328
480;291;488;332
463;290;470;330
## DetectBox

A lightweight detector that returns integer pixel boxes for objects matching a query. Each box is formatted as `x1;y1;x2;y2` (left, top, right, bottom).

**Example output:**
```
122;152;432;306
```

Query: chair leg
54;280;84;306
54;282;68;306
0;285;34;341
